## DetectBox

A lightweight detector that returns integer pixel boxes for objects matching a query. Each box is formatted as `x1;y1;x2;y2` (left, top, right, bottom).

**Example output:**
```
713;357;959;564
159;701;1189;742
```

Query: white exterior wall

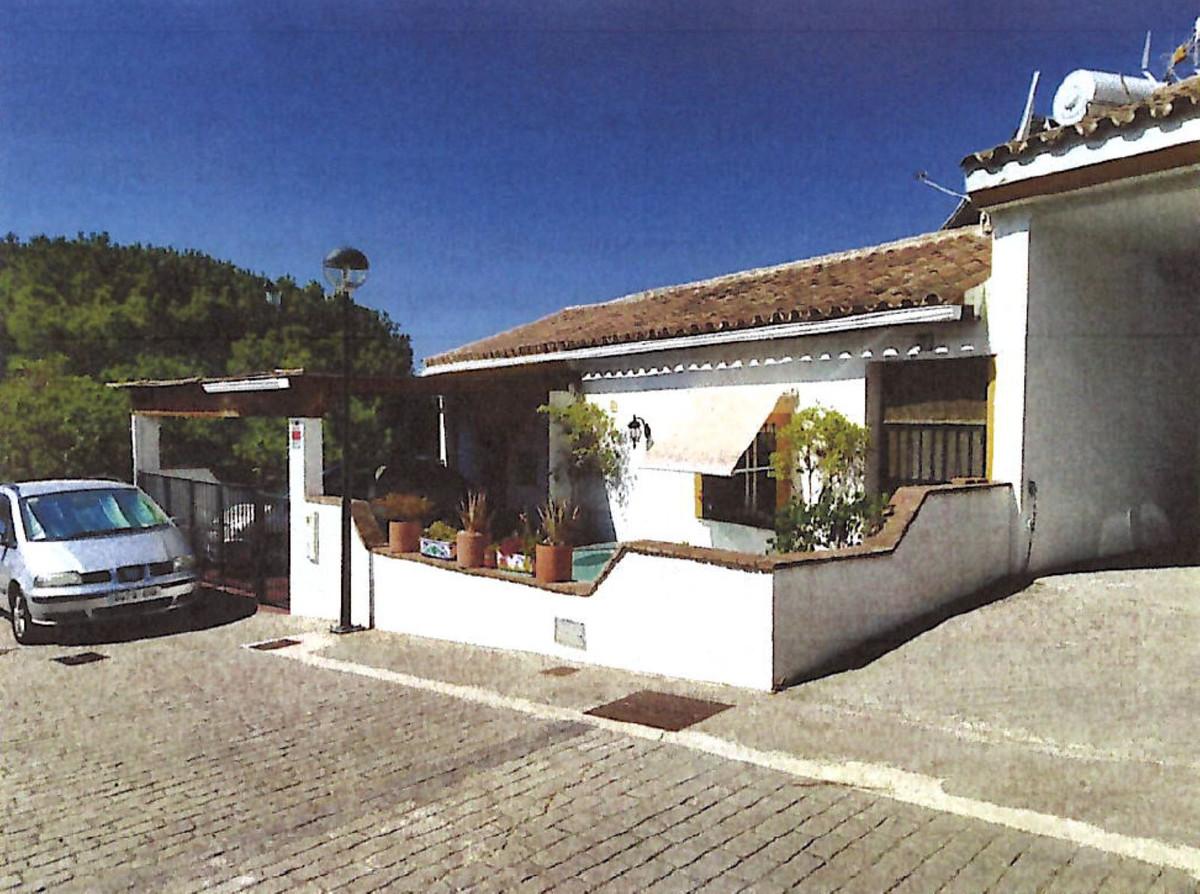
289;497;375;626
286;417;377;626
773;484;1017;686
576;322;987;550
589;380;864;550
1015;208;1200;570
372;552;775;689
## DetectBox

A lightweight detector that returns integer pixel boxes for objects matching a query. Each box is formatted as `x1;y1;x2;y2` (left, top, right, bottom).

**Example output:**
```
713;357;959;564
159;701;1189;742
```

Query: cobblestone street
0;593;1195;892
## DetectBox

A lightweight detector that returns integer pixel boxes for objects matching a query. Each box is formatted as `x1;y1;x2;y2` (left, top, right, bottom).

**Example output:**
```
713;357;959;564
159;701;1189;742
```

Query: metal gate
139;471;289;609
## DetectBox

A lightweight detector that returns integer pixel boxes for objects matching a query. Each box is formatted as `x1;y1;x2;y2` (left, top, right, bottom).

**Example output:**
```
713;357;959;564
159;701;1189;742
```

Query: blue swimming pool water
572;543;618;582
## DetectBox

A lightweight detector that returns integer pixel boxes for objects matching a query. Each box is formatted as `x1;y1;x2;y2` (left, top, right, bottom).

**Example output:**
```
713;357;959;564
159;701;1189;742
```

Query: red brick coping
311;480;1009;597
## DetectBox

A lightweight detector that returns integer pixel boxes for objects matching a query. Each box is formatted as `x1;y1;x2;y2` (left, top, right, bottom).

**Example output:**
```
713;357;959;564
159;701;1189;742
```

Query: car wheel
10;588;40;645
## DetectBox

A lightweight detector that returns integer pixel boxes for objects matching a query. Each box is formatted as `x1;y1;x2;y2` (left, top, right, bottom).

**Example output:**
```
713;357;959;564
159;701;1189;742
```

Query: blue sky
2;1;1192;367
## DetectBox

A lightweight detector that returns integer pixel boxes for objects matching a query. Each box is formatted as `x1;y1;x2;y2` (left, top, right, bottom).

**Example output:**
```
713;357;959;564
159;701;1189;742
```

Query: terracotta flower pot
456;530;487;568
483;548;498;569
389;520;422;553
535;544;573;584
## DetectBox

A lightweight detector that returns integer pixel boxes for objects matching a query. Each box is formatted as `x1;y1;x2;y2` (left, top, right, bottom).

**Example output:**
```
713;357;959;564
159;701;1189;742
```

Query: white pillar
985;211;1032;571
288;417;324;504
131;414;161;483
547;389;573;503
437;395;448;467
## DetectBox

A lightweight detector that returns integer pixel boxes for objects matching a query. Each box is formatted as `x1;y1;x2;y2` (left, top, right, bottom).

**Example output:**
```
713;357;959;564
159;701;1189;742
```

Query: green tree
0;356;130;480
0;234;416;488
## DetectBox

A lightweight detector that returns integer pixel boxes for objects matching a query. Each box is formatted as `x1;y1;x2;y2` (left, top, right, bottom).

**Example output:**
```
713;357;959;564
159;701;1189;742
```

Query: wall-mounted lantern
628;414;652;448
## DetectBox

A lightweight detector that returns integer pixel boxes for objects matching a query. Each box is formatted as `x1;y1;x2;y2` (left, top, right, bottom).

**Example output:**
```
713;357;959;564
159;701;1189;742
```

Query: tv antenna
914;171;968;201
1014;71;1041;140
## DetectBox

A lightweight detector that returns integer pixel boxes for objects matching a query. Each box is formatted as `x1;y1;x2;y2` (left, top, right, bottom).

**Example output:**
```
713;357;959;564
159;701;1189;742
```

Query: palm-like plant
458;490;492;534
537;499;581;547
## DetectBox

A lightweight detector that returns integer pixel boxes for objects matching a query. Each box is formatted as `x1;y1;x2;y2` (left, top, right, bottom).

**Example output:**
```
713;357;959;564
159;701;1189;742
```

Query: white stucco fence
288;411;1017;691
371;551;775;690
772;483;1017;686
288;493;775;689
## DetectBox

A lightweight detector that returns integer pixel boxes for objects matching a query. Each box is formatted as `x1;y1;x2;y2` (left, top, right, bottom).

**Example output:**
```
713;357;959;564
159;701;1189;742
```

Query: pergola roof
109;366;575;417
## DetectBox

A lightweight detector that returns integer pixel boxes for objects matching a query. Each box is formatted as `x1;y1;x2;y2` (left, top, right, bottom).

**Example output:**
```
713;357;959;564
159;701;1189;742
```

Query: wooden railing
881;422;986;494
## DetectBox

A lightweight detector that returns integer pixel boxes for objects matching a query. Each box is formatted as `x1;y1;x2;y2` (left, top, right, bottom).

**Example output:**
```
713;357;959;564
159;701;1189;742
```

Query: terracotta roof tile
962;76;1200;174
426;227;989;368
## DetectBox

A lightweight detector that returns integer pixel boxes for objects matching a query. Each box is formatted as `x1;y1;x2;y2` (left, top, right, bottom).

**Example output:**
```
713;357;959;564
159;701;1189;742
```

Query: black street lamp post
322;246;369;635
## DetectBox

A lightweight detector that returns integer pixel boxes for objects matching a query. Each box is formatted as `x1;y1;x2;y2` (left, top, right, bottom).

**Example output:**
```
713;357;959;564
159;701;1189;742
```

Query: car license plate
112;586;159;605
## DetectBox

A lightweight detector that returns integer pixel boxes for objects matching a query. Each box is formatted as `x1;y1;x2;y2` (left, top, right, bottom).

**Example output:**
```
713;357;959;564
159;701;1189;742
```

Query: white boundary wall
371;552;774;690
286;413;1019;692
289;497;374;627
772;484;1017;686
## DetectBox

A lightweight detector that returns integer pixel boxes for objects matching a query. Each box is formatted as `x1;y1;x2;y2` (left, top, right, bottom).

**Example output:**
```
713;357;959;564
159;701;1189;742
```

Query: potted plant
420;520;459;560
371;493;434;553
456;491;492;568
496;534;533;574
535;499;581;584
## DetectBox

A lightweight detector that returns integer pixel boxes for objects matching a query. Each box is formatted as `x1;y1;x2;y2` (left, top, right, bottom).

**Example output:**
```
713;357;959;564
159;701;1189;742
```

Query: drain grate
249;638;301;651
53;652;108;666
585;690;733;731
540;666;580;677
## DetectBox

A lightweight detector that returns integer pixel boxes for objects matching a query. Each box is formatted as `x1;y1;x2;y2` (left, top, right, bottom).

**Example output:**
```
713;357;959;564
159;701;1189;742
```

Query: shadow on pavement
787;574;1034;688
788;544;1200;689
26;586;261;647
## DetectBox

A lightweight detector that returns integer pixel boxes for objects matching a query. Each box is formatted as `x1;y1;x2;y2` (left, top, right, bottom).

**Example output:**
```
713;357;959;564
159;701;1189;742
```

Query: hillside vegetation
0;233;417;490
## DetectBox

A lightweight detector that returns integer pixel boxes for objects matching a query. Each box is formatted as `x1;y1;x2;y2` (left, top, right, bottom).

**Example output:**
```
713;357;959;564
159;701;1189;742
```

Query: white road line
252;631;1200;879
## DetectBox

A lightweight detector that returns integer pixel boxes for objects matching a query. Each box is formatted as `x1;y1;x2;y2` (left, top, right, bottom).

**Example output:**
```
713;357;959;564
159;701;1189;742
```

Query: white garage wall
1020;205;1200;571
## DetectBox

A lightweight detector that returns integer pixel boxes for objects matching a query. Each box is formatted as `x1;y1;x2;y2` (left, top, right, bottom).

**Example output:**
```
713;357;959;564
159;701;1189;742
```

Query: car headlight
173;554;197;572
34;571;83;588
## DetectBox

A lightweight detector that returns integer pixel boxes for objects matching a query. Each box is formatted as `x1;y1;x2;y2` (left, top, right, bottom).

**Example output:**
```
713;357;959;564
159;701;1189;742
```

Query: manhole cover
249;638;301;651
540;666;580;677
585;690;733;731
53;652;108;666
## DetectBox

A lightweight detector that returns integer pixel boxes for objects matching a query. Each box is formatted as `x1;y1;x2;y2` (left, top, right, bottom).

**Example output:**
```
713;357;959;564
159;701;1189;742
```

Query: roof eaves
425;228;984;369
962;76;1200;174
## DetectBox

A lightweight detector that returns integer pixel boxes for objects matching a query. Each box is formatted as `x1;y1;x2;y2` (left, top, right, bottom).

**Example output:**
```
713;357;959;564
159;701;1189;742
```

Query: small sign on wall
306;512;319;564
554;617;586;650
289;420;304;451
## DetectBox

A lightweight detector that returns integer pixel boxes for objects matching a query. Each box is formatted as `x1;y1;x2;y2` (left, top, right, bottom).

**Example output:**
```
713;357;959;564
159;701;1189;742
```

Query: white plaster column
984;211;1031;571
437;395;449;467
546;389;573;503
131;414;161;484
288;417;324;504
986;213;1031;500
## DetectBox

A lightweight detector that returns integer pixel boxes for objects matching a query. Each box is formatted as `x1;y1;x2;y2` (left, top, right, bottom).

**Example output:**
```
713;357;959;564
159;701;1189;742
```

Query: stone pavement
0;584;1197;892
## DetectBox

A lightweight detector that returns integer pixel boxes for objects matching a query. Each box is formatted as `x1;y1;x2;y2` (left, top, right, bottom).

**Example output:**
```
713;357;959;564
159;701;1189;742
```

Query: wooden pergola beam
109;364;578;419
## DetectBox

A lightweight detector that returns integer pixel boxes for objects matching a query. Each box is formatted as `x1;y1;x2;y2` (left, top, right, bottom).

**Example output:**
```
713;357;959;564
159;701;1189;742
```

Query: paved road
0;592;1194;892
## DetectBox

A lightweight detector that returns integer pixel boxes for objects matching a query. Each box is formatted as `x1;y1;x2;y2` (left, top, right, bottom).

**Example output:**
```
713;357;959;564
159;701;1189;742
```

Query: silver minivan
0;479;198;644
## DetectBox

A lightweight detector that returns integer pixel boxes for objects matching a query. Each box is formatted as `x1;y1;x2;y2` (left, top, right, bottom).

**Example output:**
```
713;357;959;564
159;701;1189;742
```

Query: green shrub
537;397;628;494
423;520;459;541
769;403;885;553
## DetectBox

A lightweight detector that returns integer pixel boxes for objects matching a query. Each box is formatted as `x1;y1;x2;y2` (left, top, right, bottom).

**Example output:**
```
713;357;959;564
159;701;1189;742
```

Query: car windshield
19;488;170;542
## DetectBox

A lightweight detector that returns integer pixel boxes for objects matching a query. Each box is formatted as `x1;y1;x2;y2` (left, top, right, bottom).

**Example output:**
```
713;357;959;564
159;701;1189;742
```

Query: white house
423;226;993;554
117;74;1200;690
422;74;1200;575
